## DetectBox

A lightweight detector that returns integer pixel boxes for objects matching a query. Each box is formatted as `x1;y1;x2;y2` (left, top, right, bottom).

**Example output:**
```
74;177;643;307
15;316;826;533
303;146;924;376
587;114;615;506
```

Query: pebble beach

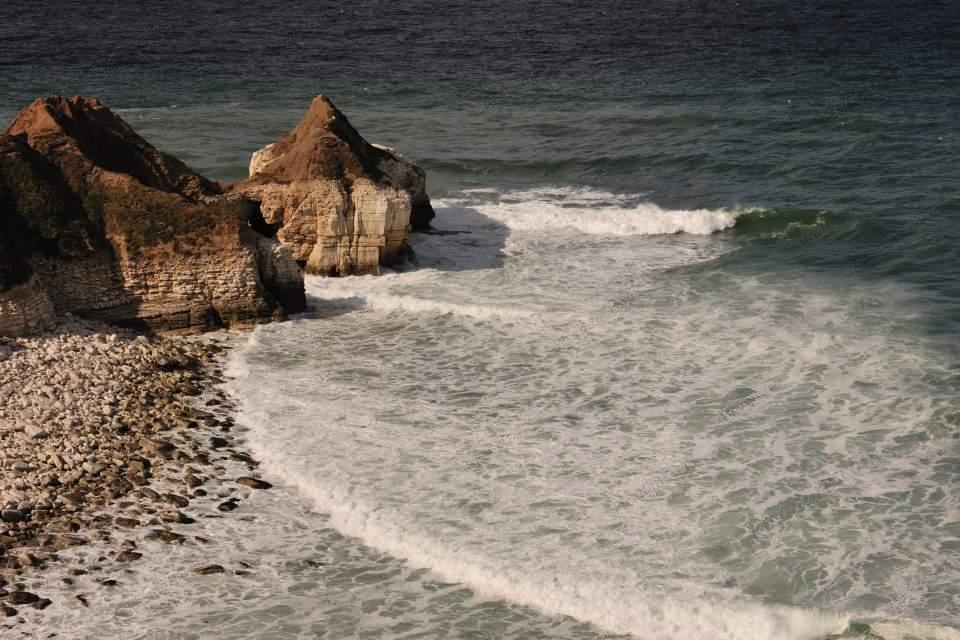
0;317;268;628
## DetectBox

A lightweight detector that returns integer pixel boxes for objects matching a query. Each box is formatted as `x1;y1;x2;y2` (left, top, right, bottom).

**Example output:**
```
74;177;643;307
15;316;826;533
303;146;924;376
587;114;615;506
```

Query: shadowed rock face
0;133;96;290
231;96;435;276
0;96;306;336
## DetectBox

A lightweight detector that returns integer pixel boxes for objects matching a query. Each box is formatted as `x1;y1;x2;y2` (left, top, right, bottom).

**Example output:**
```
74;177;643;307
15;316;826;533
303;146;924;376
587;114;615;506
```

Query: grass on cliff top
94;188;244;255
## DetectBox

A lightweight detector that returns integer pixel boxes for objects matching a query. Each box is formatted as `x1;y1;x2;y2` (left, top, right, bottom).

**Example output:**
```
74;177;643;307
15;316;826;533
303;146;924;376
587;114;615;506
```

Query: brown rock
116;550;142;562
217;498;240;512
0;96;305;337
138;487;160;501
192;564;224;575
159;511;195;525
161;493;189;508
6;590;39;605
114;516;140;528
235;477;272;490
230;96;435;276
144;529;186;545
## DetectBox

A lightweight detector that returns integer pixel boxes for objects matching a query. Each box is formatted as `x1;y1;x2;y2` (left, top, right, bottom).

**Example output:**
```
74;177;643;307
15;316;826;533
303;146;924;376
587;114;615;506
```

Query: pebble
236;477;273;490
217;498;240;512
0;509;23;523
7;590;39;605
162;493;190;508
159;511;195;525
0;319;266;624
144;530;186;545
116;550;142;563
192;564;225;575
128;459;150;475
114;516;141;528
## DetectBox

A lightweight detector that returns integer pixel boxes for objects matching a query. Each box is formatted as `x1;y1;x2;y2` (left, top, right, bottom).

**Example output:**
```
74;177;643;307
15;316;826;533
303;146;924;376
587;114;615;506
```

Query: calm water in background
3;2;960;638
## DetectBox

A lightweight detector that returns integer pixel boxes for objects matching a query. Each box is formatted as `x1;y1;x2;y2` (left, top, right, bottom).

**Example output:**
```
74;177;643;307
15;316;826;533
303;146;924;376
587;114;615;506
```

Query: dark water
3;1;960;321
4;2;960;638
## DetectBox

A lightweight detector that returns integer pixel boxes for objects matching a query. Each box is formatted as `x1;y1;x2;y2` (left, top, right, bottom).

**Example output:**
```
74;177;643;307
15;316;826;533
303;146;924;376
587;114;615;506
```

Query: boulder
0;96;306;336
231;96;435;276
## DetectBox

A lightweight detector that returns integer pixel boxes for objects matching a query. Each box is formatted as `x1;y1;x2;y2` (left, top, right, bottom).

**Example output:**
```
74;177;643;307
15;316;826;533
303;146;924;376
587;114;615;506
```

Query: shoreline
0;316;265;626
3;314;956;638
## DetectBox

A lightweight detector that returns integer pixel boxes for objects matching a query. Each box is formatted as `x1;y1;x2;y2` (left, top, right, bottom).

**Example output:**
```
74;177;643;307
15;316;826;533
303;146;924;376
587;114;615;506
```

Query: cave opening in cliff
247;201;279;238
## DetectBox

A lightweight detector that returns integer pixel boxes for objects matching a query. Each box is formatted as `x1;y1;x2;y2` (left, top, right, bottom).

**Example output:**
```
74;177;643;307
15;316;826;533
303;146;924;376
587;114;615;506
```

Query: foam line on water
226;339;847;640
323;291;540;321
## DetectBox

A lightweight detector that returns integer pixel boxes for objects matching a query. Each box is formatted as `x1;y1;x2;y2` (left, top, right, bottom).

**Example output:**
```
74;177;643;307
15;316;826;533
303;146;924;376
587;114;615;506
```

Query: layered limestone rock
232;96;435;276
0;96;306;336
0;276;56;336
0;132;92;335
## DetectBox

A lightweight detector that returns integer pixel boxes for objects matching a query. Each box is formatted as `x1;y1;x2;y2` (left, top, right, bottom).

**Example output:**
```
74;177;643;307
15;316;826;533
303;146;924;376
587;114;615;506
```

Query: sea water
27;190;960;639
3;1;960;638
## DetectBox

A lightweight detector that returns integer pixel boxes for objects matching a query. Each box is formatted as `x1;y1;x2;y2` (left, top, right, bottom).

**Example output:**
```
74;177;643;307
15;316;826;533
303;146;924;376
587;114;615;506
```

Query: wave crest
438;187;750;236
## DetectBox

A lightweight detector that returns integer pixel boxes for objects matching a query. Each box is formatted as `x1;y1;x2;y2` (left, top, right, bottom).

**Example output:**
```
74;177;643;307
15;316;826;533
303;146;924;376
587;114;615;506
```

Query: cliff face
0;97;306;336
0;132;92;335
231;96;435;276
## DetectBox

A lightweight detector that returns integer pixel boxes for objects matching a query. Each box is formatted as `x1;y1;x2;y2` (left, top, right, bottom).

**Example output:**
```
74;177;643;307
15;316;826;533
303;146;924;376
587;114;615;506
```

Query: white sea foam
227;355;851;639
306;282;542;322
437;186;748;236
221;215;958;639
24;183;954;640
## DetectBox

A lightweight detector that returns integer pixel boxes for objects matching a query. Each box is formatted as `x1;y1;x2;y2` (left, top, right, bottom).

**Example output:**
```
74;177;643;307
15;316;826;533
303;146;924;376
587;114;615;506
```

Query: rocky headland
230;95;435;276
0;95;435;627
0;97;307;337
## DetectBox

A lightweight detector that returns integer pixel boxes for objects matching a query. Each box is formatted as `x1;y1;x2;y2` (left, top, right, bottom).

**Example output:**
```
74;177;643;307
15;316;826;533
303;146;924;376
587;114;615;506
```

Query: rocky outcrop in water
231;96;435;276
0;96;306;336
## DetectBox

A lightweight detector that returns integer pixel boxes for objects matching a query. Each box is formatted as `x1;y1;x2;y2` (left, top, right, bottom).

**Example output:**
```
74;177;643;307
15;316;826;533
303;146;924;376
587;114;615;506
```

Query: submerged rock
0;96;306;336
231;95;435;276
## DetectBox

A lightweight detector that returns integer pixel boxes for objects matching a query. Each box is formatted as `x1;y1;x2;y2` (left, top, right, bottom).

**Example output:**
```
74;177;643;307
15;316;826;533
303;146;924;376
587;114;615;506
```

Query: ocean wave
227;347;848;640
315;291;540;321
437;186;749;236
302;274;544;322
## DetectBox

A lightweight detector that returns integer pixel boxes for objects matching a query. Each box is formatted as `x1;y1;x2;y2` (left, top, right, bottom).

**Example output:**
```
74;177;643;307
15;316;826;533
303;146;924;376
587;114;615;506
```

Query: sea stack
231;96;436;276
0;96;306;336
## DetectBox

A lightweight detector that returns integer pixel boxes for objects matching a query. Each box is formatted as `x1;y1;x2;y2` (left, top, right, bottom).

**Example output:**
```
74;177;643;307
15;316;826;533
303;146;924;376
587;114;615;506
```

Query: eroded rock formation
0;96;306;336
231;96;435;276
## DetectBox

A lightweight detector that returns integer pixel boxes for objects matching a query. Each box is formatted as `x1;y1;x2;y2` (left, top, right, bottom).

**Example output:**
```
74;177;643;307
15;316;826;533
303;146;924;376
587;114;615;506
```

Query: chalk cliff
0;96;306;336
232;96;435;276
